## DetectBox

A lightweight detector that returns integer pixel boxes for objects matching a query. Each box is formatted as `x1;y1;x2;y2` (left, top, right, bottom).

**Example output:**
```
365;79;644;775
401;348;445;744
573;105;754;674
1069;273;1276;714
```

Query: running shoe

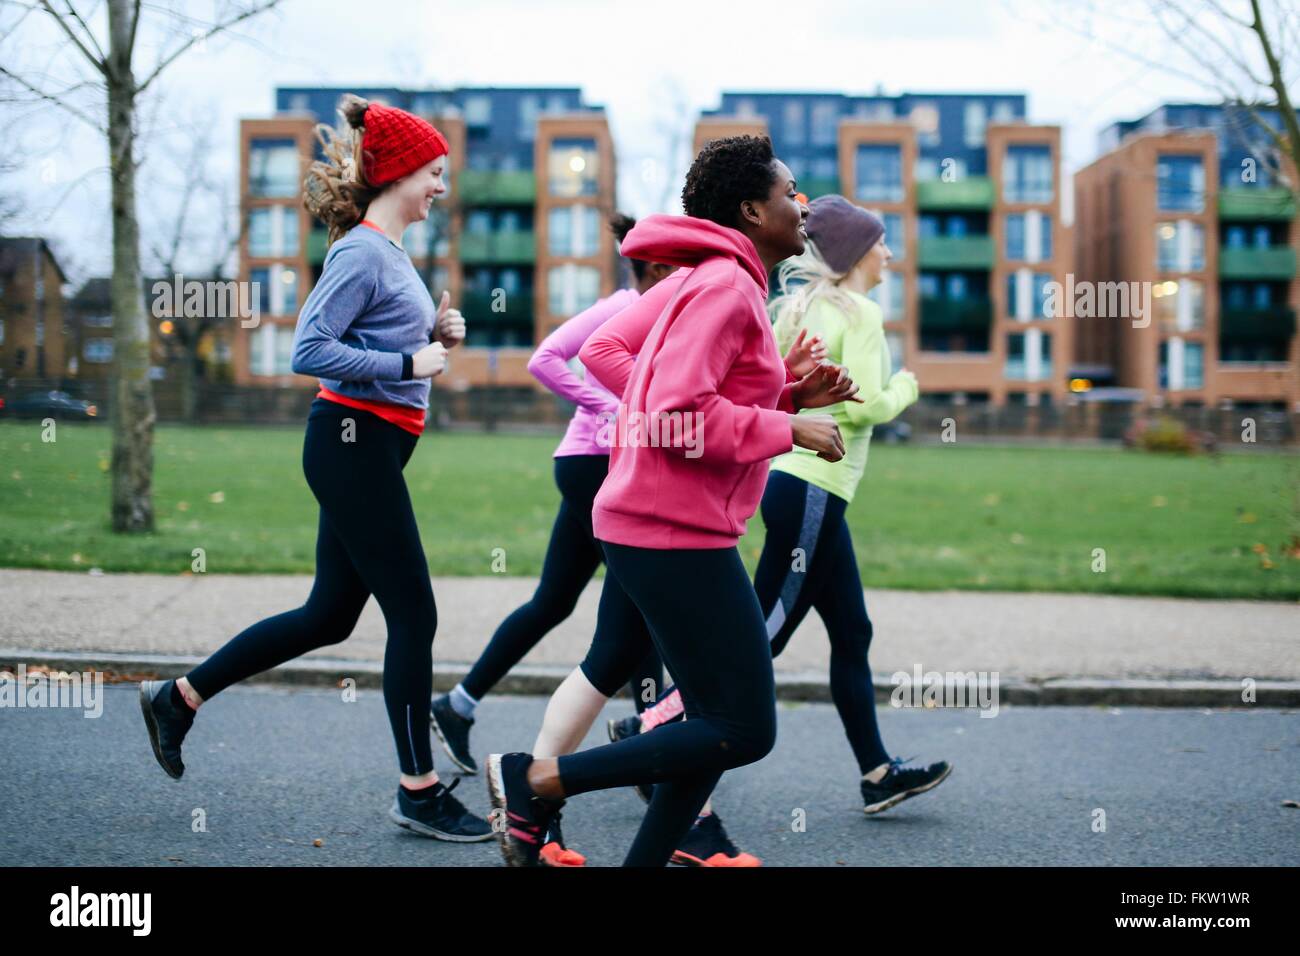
607;714;655;804
861;757;953;815
429;693;478;774
390;778;493;842
670;812;761;867
139;679;195;780
485;752;565;868
538;810;586;867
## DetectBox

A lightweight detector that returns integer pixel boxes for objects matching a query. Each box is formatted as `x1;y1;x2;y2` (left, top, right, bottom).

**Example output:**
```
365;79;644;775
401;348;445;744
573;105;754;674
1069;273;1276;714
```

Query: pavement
1;686;1296;867
1;569;1298;707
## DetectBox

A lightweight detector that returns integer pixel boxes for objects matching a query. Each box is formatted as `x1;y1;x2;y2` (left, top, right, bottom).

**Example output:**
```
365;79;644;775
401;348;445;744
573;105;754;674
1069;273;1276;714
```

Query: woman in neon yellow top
628;196;952;866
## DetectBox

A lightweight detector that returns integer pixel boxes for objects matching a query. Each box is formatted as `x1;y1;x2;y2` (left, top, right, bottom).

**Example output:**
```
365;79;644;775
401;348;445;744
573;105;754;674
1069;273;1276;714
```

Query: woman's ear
738;199;762;229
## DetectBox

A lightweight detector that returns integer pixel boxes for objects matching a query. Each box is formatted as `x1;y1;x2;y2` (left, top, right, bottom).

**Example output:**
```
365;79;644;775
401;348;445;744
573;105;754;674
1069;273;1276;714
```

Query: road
1;685;1296;867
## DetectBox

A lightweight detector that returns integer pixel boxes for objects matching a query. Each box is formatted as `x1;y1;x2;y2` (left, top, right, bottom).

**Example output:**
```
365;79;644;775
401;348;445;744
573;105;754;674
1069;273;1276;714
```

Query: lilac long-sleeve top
527;288;639;458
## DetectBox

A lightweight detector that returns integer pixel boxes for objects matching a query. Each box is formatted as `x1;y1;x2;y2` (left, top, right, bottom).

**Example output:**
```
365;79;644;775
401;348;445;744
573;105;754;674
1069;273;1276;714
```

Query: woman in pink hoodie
486;135;860;867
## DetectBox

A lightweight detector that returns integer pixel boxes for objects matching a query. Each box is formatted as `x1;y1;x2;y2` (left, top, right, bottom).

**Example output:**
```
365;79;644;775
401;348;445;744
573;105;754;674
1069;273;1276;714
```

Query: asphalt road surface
1;684;1296;867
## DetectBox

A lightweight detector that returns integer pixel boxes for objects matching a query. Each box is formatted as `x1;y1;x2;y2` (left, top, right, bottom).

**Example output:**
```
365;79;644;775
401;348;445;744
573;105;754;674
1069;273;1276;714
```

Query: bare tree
0;0;280;532
1029;0;1300;195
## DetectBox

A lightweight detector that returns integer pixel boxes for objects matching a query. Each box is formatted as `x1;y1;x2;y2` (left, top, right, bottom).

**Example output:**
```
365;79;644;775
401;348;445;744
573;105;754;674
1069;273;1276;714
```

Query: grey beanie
805;195;885;275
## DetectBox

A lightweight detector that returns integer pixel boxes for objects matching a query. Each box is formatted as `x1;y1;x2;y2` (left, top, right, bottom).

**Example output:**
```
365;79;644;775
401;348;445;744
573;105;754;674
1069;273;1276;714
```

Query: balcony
458;230;536;265
917;235;996;270
457;170;537;205
307;228;328;266
800;176;840;199
916;177;995;211
1219;305;1297;342
919;296;993;333
461;289;534;329
1217;187;1297;221
1218;245;1296;281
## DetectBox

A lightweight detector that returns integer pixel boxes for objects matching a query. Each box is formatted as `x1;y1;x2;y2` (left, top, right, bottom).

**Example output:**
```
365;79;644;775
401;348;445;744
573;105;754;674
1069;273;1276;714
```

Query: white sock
863;761;891;784
449;684;478;720
532;667;609;758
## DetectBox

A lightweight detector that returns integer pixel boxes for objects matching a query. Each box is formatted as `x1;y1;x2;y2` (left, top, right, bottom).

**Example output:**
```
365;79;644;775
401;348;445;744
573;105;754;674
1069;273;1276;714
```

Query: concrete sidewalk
2;569;1297;705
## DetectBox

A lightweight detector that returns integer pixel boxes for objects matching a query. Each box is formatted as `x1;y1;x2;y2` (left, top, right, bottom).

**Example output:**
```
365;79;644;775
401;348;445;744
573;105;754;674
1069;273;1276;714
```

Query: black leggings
461;454;661;710
643;470;888;773
186;398;438;776
557;543;777;867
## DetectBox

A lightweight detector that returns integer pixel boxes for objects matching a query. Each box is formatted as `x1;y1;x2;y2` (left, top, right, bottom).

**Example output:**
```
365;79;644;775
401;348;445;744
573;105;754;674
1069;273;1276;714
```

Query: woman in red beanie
138;94;493;843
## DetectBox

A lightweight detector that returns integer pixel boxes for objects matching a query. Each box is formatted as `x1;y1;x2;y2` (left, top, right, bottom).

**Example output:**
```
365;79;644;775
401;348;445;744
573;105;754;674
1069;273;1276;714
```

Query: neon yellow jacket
770;289;919;503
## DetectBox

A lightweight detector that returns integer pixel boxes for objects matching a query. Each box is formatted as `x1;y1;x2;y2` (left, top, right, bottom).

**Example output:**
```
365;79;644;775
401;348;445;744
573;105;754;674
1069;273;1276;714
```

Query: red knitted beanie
360;101;450;187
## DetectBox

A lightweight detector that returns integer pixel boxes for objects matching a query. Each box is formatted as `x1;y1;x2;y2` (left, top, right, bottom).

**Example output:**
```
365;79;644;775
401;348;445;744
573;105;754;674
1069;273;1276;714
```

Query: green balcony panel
460;290;534;327
306;229;329;266
919;296;993;332
915;177;995;211
1218;245;1296;280
1217;187;1297;221
1218;306;1297;342
456;169;537;205
459;231;536;265
800;176;840;199
917;235;996;270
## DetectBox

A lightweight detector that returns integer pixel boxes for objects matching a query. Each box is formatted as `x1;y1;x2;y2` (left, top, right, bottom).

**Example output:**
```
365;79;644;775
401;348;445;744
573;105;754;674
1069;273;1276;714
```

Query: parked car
0;390;99;420
875;419;912;443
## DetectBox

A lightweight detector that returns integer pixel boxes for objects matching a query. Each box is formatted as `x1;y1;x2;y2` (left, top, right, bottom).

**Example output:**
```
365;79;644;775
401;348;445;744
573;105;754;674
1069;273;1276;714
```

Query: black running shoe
670;812;761;867
429;693;478;774
139;679;195;780
607;714;655;805
861;757;953;815
389;778;493;842
485;752;564;867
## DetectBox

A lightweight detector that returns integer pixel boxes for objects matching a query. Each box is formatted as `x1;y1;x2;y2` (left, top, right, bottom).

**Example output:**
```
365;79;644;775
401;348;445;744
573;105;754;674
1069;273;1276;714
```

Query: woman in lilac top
427;214;676;866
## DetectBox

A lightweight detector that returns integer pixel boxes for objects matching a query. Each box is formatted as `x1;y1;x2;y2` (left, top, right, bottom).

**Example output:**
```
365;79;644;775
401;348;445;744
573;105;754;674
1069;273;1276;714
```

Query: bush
1124;416;1201;455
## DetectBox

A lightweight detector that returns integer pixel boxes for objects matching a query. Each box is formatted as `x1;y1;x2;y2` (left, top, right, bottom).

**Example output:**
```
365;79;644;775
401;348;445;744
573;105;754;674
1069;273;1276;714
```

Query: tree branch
37;0;108;76
0;62;104;130
135;0;280;94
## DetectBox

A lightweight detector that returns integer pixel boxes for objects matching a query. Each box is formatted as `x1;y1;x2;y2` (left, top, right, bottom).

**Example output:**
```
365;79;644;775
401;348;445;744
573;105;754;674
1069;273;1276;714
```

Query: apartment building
237;86;619;391
0;237;69;382
696;92;1071;405
1076;103;1298;410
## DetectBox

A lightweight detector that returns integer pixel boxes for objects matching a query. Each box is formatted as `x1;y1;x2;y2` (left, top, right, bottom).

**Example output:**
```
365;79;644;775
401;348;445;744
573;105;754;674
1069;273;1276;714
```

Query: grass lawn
1;421;1297;600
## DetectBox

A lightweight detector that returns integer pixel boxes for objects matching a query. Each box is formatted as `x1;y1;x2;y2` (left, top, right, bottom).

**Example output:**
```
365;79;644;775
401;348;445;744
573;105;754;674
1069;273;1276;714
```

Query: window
548;138;599;197
83;338;113;363
885;331;904;371
1005;212;1052;262
548;205;600;257
248;206;299;258
466;210;493;235
548;264;600;316
249;139;299;198
910;102;940;147
518;95;540;140
783;100;806;146
1155;221;1205;271
250;265;296;315
464;95;492;127
811;101;839;146
964;101;987;148
1006;270;1053;320
867;272;905;320
1159;339;1204;390
280;268;298;315
855;144;903;203
1005;330;1052;381
870;211;905;261
274;325;294;375
1154;279;1204;331
1156;155;1205;212
1003;145;1053;203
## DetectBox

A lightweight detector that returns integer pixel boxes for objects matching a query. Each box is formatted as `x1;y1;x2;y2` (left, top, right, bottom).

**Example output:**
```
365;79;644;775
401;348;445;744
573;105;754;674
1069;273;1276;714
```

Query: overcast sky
0;0;1272;284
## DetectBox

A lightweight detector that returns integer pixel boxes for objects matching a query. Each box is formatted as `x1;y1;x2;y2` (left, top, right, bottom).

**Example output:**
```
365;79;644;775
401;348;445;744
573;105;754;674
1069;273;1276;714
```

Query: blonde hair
769;238;862;352
303;94;385;247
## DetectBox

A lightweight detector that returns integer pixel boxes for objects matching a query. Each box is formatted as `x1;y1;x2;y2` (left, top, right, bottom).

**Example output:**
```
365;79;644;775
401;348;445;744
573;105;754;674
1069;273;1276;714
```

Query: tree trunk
107;0;155;532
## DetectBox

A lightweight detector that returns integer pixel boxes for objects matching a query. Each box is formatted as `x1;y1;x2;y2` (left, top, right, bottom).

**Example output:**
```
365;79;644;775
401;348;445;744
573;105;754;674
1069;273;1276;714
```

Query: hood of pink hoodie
619;214;767;297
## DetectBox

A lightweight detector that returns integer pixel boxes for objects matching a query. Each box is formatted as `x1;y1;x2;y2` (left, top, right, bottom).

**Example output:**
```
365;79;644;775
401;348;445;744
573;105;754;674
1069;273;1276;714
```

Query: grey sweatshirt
291;223;434;408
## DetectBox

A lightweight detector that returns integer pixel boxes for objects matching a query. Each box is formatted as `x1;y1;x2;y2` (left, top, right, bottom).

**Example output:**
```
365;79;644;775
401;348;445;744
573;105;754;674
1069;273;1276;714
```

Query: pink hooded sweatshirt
583;215;796;550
